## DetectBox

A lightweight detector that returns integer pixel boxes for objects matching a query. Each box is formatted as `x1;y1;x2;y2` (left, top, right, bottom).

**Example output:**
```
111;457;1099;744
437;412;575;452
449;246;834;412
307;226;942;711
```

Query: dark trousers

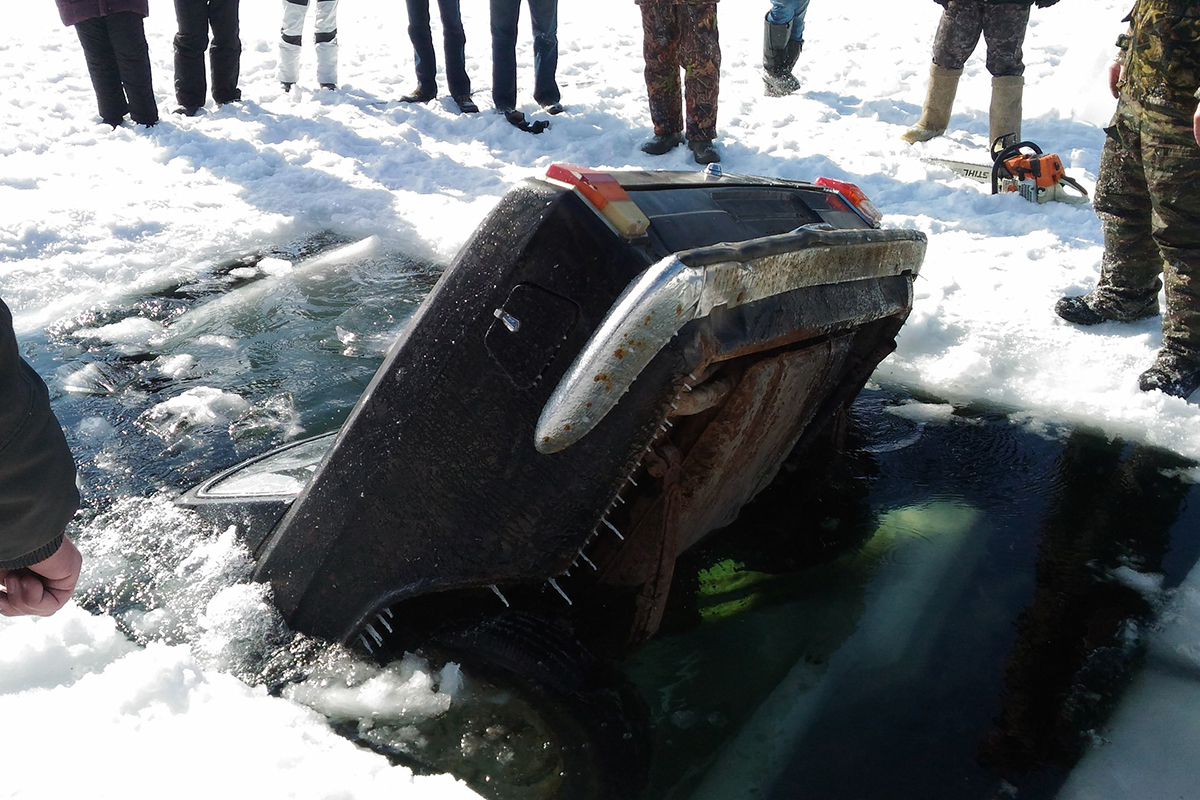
406;0;471;97
74;12;158;125
173;0;242;108
489;0;559;110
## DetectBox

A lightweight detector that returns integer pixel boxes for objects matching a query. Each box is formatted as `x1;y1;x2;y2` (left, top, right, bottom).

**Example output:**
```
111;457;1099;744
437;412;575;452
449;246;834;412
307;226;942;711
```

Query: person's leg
931;0;984;72
679;3;719;142
279;0;309;85
490;0;519;110
1144;107;1200;385
1058;103;1162;327
981;2;1027;142
766;0;808;41
763;0;803;96
437;0;471;97
526;0;560;107
406;0;438;93
75;17;129;124
208;0;242;103
980;3;1028;77
789;0;810;42
766;0;797;26
313;0;339;85
1128;104;1200;398
902;0;979;142
105;11;159;124
640;3;682;137
172;0;209;110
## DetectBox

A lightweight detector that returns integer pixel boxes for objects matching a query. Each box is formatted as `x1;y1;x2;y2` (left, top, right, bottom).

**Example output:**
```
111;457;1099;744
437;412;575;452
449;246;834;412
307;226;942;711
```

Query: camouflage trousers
932;0;1029;76
1093;97;1200;352
640;2;720;141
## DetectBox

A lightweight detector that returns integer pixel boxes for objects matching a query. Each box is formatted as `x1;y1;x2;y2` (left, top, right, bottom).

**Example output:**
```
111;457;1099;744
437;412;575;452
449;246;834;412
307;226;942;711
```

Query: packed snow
3;1;1199;798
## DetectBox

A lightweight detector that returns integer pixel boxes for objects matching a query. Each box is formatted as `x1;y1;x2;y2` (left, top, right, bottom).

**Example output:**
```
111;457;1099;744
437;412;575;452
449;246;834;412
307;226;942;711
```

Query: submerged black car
179;164;926;796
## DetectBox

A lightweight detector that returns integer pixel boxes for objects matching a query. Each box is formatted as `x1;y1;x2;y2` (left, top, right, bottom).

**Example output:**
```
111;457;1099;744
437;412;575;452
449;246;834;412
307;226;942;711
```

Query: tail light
816;177;883;228
545;164;651;239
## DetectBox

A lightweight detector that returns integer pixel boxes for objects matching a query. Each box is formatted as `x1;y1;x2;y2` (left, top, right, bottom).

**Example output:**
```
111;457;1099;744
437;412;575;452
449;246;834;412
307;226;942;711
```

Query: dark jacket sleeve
0;298;80;570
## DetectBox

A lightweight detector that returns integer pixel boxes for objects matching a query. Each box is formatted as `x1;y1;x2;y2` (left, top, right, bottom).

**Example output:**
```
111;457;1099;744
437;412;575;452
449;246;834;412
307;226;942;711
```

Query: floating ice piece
165;236;384;342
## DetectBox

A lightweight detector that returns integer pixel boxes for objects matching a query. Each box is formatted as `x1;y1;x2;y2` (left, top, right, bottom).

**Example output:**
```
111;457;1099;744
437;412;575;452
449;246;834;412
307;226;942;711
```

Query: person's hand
0;536;82;617
1109;59;1123;99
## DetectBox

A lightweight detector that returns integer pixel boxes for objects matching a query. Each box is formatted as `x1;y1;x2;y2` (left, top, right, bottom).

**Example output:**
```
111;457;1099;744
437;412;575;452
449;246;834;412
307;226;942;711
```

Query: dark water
627;393;1199;799
22;239;1200;800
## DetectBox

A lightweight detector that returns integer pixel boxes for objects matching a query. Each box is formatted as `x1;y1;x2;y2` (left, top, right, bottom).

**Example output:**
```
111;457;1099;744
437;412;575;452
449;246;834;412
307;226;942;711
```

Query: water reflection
627;395;1200;800
981;433;1192;779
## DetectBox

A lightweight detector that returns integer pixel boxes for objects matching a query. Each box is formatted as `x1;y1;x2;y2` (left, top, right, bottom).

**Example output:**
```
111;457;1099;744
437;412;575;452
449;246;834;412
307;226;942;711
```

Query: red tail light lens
816;178;883;228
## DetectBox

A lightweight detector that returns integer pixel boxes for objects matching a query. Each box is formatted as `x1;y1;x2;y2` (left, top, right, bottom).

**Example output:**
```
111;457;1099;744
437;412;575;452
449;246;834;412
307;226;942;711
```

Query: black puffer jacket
0;298;79;570
934;0;1060;6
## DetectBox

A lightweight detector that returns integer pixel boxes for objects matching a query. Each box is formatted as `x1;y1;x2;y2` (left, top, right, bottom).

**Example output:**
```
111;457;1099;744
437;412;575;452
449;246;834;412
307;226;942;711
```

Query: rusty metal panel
670;339;854;554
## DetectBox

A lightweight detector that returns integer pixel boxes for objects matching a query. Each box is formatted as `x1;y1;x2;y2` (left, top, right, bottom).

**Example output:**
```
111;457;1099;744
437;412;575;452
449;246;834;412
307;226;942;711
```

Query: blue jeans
405;0;470;96
490;0;559;110
767;0;809;42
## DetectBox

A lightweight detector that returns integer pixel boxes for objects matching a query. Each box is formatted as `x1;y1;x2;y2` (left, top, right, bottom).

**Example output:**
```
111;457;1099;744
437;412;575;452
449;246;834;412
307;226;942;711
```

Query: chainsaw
928;137;1090;205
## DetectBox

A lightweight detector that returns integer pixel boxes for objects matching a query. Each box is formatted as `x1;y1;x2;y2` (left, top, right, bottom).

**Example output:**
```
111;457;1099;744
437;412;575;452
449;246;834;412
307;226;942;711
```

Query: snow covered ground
3;1;1199;798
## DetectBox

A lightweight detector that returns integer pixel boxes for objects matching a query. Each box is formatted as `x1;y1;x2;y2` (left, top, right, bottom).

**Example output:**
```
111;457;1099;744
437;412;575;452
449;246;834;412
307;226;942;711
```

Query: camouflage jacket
1120;0;1200;107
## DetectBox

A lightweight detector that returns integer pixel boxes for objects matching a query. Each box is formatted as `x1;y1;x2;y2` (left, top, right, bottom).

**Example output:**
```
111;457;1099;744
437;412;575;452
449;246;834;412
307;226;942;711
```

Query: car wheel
364;611;651;800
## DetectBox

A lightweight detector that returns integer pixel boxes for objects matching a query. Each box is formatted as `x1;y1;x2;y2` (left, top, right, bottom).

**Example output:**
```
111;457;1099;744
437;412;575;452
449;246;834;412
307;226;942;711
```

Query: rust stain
562;423;572;431
594;373;609;383
675;303;683;317
614;347;626;359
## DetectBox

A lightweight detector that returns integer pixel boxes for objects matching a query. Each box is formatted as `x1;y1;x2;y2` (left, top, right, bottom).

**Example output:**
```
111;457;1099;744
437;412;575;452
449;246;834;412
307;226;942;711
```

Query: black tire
413;611;652;800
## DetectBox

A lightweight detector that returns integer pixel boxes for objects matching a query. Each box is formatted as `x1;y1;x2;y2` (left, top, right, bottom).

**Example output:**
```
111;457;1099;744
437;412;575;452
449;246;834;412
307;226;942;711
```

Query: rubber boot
784;39;802;73
901;64;961;143
763;16;800;97
989;75;1024;148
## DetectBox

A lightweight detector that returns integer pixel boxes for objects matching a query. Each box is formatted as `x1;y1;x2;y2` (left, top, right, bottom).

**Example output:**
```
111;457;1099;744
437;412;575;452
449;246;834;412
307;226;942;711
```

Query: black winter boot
763;17;801;97
1055;293;1159;326
640;132;684;155
1139;346;1200;398
689;139;720;165
784;39;802;73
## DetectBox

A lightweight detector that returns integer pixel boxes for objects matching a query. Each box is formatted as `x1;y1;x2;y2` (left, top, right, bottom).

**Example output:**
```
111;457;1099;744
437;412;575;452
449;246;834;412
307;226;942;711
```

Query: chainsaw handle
1054;175;1091;204
990;140;1045;195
